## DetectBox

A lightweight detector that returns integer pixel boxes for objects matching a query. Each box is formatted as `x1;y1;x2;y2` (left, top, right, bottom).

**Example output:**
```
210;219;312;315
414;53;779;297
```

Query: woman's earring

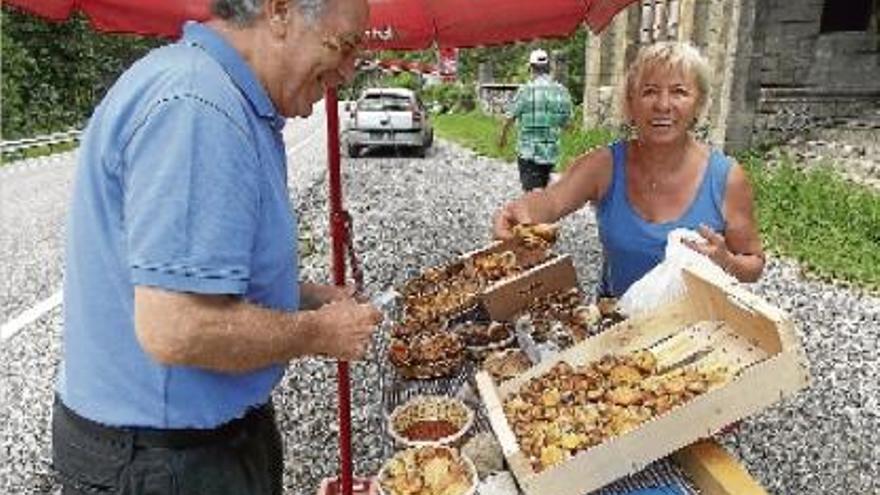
626;120;638;140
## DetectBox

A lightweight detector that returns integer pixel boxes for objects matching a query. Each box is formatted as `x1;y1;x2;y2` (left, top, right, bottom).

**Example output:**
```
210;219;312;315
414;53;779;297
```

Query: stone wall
477;83;519;115
749;0;880;142
578;0;880;152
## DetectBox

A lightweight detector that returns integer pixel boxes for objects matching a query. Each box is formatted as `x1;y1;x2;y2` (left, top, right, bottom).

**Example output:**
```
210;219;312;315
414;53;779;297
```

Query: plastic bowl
377;445;478;495
388;395;474;448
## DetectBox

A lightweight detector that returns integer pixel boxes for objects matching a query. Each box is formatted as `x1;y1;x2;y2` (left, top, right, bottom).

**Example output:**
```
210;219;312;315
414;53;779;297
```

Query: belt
56;396;272;450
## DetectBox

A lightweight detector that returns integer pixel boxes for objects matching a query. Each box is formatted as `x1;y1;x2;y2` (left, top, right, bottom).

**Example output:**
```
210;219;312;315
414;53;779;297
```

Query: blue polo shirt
59;22;298;428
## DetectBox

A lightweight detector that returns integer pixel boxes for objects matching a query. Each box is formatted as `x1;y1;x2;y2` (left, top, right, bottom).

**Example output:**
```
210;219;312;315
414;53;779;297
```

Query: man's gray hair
212;0;328;26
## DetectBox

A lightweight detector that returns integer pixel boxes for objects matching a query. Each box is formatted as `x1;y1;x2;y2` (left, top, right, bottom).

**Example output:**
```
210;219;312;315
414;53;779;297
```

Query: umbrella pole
325;88;354;495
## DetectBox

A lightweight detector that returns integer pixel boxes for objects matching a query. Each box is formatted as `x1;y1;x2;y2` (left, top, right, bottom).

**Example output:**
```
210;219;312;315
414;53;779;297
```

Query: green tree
1;8;161;139
458;27;588;104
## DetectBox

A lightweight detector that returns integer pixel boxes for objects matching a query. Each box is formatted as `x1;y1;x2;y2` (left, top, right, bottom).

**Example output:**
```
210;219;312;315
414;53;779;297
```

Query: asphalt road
0;102;330;335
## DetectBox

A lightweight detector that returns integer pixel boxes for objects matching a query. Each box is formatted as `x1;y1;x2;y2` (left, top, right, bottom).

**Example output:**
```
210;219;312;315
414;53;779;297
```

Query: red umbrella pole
325;88;354;495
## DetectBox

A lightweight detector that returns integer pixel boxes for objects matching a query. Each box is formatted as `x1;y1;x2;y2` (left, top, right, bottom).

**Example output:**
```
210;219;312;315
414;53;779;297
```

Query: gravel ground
1;134;878;494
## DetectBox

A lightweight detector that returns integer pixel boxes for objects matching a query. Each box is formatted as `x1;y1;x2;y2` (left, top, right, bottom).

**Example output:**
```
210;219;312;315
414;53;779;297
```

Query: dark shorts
517;157;554;191
52;396;283;495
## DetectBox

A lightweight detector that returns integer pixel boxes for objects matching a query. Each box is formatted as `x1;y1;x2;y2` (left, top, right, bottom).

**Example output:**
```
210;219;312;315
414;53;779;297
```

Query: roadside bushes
1;8;160;140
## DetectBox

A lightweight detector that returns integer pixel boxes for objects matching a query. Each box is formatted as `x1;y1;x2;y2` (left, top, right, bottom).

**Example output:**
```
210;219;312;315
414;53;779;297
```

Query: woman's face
628;64;702;146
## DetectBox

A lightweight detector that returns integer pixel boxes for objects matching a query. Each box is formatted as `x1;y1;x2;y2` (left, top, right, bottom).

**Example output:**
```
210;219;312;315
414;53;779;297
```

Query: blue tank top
596;140;731;297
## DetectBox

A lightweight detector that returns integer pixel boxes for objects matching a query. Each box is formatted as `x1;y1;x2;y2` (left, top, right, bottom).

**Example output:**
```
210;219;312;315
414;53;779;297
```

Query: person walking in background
493;41;764;298
52;0;381;493
499;48;574;191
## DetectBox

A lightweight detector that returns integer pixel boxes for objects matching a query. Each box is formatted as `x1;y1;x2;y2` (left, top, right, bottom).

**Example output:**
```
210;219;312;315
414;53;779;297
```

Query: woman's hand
683;224;735;273
492;201;535;239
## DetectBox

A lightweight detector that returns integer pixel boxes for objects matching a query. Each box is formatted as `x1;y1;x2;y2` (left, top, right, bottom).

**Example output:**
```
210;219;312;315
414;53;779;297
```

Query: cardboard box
475;264;811;495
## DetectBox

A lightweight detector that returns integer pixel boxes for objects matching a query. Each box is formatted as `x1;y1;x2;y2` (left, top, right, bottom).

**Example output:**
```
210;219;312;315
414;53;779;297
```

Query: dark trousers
517;157;554;191
52;397;283;495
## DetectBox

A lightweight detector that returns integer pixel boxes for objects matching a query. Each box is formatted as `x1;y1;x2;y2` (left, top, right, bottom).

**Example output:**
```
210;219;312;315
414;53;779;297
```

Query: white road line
1;290;62;342
287;129;320;158
286;125;322;159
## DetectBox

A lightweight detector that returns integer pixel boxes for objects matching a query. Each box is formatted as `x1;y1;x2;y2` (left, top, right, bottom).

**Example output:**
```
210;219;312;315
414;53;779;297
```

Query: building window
820;0;872;33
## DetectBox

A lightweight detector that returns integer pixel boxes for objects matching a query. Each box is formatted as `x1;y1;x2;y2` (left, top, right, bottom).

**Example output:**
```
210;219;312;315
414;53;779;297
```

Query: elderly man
52;0;380;493
499;49;574;191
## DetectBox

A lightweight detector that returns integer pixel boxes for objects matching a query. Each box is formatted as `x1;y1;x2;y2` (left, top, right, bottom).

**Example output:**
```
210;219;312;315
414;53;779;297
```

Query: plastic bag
618;228;732;318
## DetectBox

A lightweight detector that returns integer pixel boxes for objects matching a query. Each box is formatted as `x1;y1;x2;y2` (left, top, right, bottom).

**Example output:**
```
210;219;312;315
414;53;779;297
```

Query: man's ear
267;0;291;36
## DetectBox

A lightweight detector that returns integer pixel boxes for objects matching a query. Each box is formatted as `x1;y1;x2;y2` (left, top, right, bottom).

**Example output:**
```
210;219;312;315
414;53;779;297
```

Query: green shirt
509;75;573;165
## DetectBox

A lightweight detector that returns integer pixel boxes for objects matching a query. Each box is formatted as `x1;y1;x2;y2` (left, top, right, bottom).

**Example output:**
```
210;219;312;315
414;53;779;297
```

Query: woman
494;41;765;297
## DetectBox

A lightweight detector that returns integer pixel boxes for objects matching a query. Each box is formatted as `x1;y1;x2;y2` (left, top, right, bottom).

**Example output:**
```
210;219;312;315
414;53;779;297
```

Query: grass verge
433;110;880;292
1;141;79;165
433;110;616;168
740;153;880;291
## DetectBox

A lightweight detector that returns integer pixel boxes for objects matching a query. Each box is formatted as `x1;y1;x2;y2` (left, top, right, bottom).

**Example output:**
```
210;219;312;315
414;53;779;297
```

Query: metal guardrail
1;129;82;155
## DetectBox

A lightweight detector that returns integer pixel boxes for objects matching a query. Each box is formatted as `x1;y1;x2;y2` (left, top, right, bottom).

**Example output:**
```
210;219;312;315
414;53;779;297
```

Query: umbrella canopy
365;0;638;50
4;0;209;38
6;0;637;44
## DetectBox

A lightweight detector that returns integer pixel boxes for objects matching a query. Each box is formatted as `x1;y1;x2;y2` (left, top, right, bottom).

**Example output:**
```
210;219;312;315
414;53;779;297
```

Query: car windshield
358;95;413;112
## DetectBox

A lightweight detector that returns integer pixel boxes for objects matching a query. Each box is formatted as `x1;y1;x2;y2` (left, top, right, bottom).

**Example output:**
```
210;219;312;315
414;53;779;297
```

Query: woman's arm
493;147;614;238
687;163;765;282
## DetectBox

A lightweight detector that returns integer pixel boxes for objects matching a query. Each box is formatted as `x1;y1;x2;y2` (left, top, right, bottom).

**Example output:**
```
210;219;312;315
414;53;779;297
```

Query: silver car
345;88;433;158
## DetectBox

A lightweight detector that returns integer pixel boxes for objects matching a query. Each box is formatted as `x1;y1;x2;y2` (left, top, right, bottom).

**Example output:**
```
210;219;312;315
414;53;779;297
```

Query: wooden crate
478;253;577;321
402;239;578;323
476;264;810;495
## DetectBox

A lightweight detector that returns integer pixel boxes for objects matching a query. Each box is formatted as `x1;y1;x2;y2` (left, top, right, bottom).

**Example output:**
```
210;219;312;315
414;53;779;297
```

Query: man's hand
300;282;357;310
310;299;382;361
682;224;734;273
498;117;515;149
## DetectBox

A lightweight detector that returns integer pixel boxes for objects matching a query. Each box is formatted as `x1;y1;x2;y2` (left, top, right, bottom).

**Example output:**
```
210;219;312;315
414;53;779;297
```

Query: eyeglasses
321;31;365;59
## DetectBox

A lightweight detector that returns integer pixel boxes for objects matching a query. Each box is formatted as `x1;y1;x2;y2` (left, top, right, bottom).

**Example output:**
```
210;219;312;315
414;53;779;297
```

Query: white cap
529;49;549;65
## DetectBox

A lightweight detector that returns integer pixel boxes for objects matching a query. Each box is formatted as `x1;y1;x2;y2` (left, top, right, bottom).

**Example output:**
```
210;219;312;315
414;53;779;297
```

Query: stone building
581;0;880;152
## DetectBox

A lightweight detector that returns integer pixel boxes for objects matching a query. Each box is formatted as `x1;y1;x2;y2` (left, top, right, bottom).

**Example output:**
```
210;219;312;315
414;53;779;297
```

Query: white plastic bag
618;228;733;318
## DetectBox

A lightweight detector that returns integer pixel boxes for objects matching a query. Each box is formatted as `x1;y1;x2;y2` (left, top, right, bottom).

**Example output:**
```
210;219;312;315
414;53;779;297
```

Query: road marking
1;290;62;342
286;125;322;158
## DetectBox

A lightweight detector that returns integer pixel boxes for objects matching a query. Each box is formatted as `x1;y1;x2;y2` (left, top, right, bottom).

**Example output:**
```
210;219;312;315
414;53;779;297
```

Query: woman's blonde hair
622;41;711;123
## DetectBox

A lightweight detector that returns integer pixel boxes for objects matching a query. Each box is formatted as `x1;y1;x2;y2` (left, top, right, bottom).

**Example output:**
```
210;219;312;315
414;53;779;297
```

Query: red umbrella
4;0;209;37
7;0;636;46
365;0;638;50
4;1;638;494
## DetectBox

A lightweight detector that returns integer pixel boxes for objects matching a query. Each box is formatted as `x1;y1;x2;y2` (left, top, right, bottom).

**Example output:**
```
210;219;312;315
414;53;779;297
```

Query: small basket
377;445;478;495
482;348;532;384
396;354;465;380
453;321;515;360
388;395;474;448
465;333;516;361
